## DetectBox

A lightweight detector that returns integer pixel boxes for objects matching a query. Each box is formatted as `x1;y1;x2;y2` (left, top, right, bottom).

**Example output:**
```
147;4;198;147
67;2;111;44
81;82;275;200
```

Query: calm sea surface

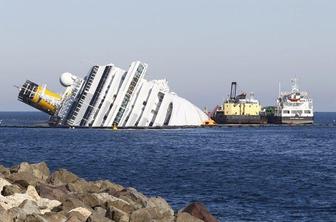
0;112;335;221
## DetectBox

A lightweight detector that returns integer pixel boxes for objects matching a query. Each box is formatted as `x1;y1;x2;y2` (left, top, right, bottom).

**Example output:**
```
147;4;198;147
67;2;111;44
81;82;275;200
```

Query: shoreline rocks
0;162;218;222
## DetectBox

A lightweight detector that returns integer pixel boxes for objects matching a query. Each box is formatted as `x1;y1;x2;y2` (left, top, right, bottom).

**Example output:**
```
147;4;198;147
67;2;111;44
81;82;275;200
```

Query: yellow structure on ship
18;80;62;115
212;82;264;124
222;100;261;116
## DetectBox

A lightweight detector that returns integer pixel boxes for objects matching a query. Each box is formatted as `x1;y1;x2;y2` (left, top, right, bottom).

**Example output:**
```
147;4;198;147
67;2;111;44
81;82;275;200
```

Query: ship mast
291;78;299;92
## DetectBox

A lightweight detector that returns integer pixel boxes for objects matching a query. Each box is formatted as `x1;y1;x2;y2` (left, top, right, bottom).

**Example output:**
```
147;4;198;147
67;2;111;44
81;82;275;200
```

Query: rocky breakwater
0;162;218;222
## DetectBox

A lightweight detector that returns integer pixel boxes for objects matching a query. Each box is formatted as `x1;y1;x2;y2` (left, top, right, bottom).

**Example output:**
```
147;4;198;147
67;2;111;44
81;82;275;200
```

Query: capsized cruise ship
18;61;208;127
267;79;314;124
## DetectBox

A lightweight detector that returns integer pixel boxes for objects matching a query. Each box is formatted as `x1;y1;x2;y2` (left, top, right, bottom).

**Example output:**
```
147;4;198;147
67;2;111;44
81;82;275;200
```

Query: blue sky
1;0;335;111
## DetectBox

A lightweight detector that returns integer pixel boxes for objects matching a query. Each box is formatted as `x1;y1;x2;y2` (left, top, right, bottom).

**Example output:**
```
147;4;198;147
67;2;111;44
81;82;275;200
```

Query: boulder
176;212;204;222
0;165;10;176
67;207;92;221
0;185;61;214
130;208;152;222
115;188;148;210
67;179;100;193
1;184;24;196
40;212;67;222
94;193;134;214
74;193;102;208
24;214;48;222
106;205;130;222
93;206;107;217
48;169;79;186
87;210;114;222
36;182;69;201
66;211;87;222
106;198;134;215
95;180;124;193
130;207;174;222
3;207;28;221
147;197;174;216
182;202;218;222
10;162;50;181
6;171;40;187
0;178;11;193
18;199;40;215
0;205;14;222
58;196;90;214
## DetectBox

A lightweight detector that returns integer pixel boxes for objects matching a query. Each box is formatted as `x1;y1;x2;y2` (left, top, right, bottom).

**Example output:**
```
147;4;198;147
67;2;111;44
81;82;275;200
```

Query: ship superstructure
212;82;263;124
269;79;314;124
18;61;208;127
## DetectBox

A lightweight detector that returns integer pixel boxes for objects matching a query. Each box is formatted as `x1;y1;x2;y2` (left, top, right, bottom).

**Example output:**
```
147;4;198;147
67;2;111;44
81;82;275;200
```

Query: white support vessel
269;79;314;124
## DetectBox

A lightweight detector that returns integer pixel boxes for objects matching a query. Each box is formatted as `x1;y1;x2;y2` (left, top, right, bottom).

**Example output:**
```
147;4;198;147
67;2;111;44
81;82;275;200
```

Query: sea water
0;112;335;221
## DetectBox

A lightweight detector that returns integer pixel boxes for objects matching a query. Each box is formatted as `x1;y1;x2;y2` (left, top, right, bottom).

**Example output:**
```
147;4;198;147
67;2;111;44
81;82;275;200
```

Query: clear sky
1;0;335;111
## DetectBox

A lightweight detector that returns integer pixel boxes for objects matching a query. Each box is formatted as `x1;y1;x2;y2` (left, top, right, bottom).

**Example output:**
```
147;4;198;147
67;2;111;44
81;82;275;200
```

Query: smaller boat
212;82;265;124
267;78;314;124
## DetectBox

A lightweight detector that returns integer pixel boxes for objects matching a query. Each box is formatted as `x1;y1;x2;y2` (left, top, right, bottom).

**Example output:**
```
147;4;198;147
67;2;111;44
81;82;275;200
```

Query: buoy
112;123;118;130
202;119;216;126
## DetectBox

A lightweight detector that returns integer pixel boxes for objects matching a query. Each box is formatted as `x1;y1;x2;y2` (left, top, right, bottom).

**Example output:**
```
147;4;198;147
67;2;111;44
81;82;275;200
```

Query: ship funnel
18;80;62;115
230;82;237;101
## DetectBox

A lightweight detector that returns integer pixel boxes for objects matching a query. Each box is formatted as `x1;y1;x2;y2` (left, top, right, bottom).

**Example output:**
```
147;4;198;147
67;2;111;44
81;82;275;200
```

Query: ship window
283;110;290;114
304;110;311;114
163;103;173;125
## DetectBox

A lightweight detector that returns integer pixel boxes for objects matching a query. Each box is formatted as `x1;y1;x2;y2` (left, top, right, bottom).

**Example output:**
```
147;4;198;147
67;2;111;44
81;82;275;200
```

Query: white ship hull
18;61;209;127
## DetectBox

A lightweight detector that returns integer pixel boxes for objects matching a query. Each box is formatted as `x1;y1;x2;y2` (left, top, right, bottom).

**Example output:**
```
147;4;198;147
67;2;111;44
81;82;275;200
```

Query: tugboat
267;79;314;124
212;82;264;124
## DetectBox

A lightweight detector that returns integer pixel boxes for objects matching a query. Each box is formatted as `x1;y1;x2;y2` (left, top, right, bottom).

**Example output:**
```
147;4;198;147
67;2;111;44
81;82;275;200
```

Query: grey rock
87;211;114;222
1;184;24;196
73;193;102;208
0;185;61;214
94;193;135;214
36;182;69;201
176;212;204;222
130;207;174;222
10;162;50;181
0;177;11;194
0;165;10;176
129;208;152;222
19;199;40;215
147;197;174;217
65;211;86;222
106;197;135;215
59;196;89;214
182;202;218;222
48;169;79;186
66;207;92;221
93;206;107;217
0;205;14;222
106;205;129;222
67;179;100;194
115;188;148;210
95;180;124;193
4;207;27;222
40;212;67;222
24;214;48;222
6;171;40;188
